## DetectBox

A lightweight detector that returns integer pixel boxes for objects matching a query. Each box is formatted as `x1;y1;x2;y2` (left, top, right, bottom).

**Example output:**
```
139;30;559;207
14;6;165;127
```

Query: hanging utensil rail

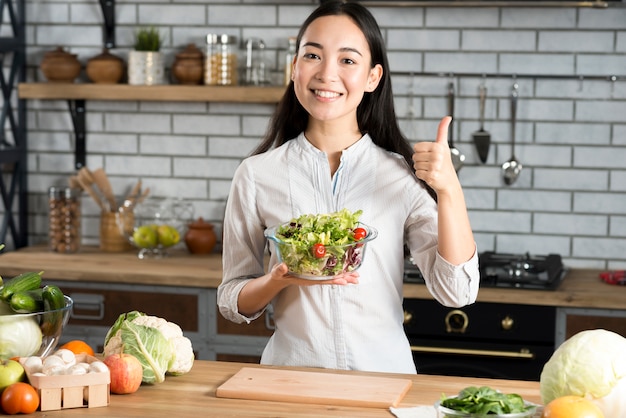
392;71;624;82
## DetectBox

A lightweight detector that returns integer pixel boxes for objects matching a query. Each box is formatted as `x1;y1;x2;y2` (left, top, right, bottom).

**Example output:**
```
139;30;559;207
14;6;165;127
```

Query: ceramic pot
172;44;204;85
127;50;164;85
40;47;81;83
86;48;124;84
184;217;217;254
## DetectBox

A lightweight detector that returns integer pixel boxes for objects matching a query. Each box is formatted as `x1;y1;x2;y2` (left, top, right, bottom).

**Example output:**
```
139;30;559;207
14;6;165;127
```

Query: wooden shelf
18;83;286;103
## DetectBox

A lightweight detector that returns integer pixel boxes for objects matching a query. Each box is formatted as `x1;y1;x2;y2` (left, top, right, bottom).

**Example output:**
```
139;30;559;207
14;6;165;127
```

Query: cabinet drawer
59;285;198;332
566;314;626;339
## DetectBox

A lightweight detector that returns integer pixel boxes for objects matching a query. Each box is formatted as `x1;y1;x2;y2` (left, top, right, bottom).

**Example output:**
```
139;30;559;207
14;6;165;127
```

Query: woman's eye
342;58;356;65
303;53;320;60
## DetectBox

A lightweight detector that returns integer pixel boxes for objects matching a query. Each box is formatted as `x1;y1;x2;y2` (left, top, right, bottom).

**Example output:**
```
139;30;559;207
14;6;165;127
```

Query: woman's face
293;14;382;126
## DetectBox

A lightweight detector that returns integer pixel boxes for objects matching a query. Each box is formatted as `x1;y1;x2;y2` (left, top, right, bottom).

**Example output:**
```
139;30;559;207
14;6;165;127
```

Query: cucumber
41;284;67;336
9;289;44;313
0;271;43;302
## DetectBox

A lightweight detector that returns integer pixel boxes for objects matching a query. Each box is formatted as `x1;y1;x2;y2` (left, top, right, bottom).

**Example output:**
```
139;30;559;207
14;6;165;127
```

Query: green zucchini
41;284;66;336
0;271;43;302
9;289;44;313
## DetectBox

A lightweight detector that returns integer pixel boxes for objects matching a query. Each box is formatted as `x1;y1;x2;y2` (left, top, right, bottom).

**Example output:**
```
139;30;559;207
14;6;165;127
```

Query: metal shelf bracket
68;100;86;170
99;0;115;49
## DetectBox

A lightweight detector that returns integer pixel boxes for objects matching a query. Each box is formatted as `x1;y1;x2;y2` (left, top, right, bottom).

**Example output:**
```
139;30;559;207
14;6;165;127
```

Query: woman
217;0;479;374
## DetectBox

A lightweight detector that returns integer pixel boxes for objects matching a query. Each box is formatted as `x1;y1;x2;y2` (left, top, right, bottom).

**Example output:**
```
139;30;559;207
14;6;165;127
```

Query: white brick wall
22;0;626;269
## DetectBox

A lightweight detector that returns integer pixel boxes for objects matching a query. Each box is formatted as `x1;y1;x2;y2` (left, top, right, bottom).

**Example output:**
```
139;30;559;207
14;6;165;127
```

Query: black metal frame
0;0;27;249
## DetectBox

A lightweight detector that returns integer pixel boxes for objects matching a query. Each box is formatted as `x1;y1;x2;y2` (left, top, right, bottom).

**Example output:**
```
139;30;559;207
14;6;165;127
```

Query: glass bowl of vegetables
435;386;538;418
264;209;378;280
0;294;73;360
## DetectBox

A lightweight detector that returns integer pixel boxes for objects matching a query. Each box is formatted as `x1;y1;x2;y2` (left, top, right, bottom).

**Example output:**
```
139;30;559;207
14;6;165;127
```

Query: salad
266;209;376;278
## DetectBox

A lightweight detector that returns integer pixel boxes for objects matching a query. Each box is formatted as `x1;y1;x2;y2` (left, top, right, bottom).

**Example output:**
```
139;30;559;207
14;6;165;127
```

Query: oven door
410;339;554;380
403;299;556;381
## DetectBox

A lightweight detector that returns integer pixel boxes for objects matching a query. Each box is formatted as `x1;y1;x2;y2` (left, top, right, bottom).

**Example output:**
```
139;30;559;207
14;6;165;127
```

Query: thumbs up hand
412;116;459;195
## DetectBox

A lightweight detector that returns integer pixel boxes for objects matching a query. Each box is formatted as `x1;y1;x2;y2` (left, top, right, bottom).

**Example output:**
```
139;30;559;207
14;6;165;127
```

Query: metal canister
48;187;81;253
205;34;237;86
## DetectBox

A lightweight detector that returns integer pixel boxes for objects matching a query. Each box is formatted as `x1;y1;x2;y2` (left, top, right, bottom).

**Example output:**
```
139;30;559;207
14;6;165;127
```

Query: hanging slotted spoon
502;82;522;185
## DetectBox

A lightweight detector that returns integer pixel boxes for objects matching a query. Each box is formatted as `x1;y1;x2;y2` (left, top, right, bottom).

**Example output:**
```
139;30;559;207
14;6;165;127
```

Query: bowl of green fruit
121;197;193;259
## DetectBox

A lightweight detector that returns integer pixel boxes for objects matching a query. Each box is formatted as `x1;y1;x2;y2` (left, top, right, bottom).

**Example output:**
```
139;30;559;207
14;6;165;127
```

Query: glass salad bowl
119;197;194;259
0;295;73;359
264;221;377;280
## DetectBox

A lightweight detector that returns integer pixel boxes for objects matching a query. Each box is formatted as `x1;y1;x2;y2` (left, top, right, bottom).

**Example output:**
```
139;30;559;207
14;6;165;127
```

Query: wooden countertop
0;246;623;310
26;360;542;417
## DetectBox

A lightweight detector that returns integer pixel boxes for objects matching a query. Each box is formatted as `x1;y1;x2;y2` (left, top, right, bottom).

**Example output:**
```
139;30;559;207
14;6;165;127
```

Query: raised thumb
436;116;452;145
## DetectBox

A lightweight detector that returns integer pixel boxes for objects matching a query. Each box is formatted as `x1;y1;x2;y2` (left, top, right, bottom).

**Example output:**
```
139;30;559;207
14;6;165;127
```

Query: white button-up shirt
218;133;479;374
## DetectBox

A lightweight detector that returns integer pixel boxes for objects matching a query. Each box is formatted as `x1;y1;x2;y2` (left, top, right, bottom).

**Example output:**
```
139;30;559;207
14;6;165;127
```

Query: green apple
157;225;180;247
133;225;158;249
0;359;25;392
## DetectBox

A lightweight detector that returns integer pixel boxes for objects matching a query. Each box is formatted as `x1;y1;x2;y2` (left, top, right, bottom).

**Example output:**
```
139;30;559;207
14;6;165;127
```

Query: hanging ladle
447;81;465;172
502;82;522;185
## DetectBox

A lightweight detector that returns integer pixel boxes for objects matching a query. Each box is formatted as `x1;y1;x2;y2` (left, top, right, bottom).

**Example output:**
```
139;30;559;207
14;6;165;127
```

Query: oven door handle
410;345;535;359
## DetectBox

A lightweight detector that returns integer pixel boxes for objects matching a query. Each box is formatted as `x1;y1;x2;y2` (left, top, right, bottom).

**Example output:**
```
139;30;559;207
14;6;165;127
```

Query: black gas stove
403;251;567;290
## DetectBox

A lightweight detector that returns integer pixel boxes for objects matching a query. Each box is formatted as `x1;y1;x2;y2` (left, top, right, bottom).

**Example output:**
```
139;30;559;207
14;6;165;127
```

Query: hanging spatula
472;83;491;164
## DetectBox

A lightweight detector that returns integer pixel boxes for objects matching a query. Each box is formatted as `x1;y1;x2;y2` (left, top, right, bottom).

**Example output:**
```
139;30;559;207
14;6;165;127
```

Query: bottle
48;187;81;253
284;37;297;86
205;34;237;86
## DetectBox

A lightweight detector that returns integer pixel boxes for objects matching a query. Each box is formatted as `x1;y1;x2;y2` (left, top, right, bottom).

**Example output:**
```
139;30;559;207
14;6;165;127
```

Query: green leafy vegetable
266;209;370;277
440;386;532;415
540;329;626;417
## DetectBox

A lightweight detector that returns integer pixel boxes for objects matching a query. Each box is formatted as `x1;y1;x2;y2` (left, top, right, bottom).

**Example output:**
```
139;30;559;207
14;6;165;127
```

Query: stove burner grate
403;251;566;290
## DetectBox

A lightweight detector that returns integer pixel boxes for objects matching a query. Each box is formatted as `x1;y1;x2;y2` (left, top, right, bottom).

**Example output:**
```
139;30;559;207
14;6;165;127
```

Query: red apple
103;353;143;394
0;359;25;392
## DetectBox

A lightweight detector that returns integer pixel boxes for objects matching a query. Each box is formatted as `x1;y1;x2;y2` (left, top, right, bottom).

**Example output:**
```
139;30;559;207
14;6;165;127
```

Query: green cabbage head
540;329;626;417
0;304;43;358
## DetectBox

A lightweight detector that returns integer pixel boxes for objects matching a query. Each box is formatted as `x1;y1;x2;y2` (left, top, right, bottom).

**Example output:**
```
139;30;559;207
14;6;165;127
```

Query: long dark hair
253;0;436;201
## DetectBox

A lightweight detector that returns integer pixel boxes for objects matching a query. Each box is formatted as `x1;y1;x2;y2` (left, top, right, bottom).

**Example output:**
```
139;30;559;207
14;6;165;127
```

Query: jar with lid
48;187;81;253
284;37;297;86
205;34;237;86
184;217;217;254
244;37;267;86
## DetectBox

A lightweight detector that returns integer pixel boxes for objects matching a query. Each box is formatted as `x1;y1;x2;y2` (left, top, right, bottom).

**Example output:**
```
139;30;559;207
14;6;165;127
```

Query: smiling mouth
314;89;342;99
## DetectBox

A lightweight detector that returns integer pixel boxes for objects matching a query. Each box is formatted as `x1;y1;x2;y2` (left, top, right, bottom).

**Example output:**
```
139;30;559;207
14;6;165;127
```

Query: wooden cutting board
215;367;412;408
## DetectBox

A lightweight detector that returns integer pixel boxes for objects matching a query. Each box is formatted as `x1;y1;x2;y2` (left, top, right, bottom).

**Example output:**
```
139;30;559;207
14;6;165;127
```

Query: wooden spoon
75;174;106;211
92;168;117;211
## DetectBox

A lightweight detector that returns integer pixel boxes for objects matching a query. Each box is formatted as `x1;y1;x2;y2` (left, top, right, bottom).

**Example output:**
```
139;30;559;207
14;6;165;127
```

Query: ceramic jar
172;44;204;85
184;217;217;254
40;47;81;83
86;48;124;84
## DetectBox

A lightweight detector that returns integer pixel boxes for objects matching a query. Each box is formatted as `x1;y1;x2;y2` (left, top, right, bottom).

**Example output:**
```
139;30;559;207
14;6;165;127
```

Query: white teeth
315;90;340;98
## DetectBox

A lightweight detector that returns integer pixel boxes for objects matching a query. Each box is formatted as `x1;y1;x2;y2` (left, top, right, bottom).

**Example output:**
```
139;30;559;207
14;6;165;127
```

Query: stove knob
403;310;413;325
501;315;514;331
445;309;468;333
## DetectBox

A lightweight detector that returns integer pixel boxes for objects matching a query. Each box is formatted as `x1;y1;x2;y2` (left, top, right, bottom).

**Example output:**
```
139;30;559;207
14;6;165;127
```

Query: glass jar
244;37;267;86
205;34;237;86
284;36;297;86
48;187;81;253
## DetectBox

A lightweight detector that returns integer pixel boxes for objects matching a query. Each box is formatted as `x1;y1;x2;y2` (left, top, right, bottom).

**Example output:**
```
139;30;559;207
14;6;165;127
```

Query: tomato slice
353;227;367;241
312;243;326;258
1;382;39;415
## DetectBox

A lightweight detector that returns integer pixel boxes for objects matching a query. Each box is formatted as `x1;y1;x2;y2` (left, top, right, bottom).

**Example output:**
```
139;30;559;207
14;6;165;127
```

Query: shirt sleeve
405;183;480;308
217;159;268;324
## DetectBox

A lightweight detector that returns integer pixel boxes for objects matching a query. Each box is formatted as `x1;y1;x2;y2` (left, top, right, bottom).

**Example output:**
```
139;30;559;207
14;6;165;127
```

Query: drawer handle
70;293;105;320
410;345;534;359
